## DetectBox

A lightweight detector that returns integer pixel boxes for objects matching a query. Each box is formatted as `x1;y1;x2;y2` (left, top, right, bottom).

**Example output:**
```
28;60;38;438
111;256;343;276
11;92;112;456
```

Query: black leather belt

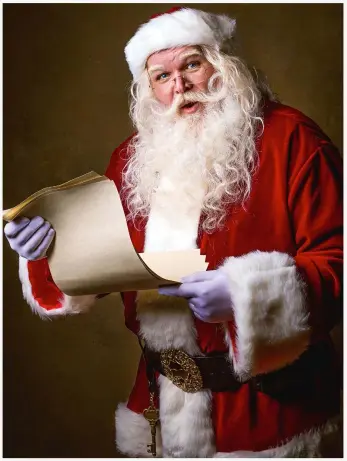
145;348;241;392
143;340;337;402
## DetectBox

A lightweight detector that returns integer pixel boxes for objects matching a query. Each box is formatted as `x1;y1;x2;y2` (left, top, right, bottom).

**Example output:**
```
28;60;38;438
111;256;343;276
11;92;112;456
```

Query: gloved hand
4;216;55;261
158;269;233;323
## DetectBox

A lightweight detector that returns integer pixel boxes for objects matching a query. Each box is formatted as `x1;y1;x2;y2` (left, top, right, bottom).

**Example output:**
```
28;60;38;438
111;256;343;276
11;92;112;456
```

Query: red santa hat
124;7;236;80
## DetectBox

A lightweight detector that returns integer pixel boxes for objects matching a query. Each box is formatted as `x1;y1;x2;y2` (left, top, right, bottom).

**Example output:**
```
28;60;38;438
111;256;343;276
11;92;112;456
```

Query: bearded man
4;7;342;458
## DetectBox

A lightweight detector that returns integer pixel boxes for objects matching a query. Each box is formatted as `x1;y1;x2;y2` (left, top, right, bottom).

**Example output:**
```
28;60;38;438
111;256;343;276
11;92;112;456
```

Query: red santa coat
18;101;342;457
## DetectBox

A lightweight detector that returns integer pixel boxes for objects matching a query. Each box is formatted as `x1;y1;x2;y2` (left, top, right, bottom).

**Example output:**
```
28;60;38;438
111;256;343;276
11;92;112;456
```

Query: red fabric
150;6;184;20
27;258;63;310
105;101;342;451
212;370;340;452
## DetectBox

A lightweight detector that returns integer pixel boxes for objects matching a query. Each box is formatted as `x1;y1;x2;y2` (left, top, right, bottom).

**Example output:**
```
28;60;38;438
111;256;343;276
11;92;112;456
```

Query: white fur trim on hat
125;8;236;80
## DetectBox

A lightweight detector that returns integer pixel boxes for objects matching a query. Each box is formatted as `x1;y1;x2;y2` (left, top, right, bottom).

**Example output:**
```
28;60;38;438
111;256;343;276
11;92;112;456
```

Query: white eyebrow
147;49;203;75
147;64;165;75
178;49;203;61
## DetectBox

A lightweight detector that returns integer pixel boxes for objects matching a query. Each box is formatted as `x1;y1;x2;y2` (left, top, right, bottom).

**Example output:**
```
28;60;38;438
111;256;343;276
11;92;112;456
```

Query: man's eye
186;61;200;70
156;73;169;81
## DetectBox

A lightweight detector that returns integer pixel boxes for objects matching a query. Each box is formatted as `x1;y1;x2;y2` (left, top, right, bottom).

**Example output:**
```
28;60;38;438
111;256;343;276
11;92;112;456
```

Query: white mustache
164;87;229;119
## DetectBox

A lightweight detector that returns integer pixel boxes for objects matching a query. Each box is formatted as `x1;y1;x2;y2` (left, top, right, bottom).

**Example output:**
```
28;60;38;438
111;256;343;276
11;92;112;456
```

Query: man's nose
174;74;191;94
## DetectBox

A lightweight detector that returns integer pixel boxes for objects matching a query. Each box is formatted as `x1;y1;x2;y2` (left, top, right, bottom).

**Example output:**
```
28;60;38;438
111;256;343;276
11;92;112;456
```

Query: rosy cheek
153;85;172;106
193;70;212;90
197;78;209;92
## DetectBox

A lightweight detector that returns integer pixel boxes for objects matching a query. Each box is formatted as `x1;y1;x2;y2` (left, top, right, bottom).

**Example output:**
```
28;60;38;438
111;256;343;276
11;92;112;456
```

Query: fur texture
125;8;236;79
158;374;215;457
116;404;341;457
19;256;96;319
144;174;205;252
115;402;163;457
220;251;310;380
137;290;200;354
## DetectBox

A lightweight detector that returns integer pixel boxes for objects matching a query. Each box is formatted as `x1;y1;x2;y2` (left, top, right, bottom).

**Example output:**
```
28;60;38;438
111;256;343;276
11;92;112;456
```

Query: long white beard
123;93;258;232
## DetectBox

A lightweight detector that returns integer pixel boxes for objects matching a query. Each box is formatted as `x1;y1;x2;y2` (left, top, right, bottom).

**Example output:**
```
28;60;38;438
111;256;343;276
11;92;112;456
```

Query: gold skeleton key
143;395;159;457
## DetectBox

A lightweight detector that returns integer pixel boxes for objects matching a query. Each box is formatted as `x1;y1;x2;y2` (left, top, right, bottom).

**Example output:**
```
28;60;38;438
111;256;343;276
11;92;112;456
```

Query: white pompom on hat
124;6;236;80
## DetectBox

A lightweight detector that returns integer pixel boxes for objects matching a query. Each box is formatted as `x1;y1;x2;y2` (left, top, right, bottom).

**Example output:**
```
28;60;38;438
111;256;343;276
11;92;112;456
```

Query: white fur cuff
19;256;97;319
220;251;310;380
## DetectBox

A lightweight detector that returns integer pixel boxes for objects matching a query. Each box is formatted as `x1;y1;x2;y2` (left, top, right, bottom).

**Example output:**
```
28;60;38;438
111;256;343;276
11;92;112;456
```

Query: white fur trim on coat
136;289;215;457
158;374;215;457
131;169;215;456
144;170;205;253
220;251;310;380
125;8;236;80
116;404;341;458
19;256;97;319
115;402;162;457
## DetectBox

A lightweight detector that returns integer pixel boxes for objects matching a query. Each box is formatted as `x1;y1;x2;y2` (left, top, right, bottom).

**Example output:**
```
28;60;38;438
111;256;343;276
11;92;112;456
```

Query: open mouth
180;101;200;113
182;102;196;109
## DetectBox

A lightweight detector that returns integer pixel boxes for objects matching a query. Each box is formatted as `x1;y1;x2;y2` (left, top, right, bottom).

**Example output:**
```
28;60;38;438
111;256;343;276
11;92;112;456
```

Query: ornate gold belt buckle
160;349;203;393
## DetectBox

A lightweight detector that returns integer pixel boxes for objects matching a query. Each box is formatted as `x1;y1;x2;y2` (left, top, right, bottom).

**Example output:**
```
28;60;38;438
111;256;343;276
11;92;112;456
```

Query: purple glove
158;269;233;323
4;216;55;261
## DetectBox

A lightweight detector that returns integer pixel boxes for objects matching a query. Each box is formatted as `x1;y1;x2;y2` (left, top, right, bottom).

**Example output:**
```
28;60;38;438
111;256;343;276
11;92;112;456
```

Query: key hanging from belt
143;392;160;457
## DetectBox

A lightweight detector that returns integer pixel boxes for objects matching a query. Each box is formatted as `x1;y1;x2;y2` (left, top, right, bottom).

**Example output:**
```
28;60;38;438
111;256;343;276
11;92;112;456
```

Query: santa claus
4;7;342;458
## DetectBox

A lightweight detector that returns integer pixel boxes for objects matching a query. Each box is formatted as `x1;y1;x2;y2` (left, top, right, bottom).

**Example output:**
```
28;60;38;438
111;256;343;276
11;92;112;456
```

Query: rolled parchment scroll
3;172;208;295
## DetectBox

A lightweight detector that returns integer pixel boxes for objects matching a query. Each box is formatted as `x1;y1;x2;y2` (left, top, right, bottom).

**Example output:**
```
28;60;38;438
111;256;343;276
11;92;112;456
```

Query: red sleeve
19;256;97;317
27;258;64;310
289;141;343;339
220;114;342;378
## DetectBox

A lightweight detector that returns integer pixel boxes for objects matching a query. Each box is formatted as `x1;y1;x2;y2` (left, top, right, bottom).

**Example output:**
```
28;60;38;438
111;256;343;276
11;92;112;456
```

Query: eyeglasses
149;60;214;88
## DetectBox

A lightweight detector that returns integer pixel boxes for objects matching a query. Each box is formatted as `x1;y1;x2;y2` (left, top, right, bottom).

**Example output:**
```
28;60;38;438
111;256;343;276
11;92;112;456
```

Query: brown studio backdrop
3;3;342;458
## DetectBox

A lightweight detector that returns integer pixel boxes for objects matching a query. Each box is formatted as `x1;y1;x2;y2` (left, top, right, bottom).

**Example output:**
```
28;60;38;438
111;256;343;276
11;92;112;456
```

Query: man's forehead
147;45;202;71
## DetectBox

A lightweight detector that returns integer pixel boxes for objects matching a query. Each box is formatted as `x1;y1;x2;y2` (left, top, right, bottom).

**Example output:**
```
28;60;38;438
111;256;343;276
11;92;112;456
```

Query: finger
191;310;206;322
178;282;201;298
188;297;203;311
22;222;52;254
30;229;55;260
4;217;30;238
15;216;46;246
181;270;216;284
190;306;212;323
188;297;211;321
188;302;202;317
159;282;202;299
158;285;181;297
